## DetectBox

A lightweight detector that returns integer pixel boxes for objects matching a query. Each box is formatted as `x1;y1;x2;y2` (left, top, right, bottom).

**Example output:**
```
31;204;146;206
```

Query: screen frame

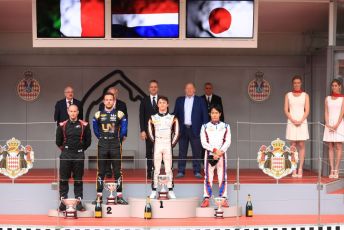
35;0;106;39
32;0;258;48
185;0;255;39
111;0;180;39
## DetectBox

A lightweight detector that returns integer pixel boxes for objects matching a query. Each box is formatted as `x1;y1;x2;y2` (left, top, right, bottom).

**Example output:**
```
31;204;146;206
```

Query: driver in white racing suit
200;104;231;208
148;95;179;199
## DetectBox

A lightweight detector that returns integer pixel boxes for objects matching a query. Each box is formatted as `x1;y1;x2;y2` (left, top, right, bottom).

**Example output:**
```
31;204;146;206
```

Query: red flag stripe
81;0;105;37
112;0;179;14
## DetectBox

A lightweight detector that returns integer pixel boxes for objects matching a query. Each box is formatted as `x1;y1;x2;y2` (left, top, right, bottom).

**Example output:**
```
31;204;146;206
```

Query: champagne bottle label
248;210;253;216
95;211;102;218
144;212;152;219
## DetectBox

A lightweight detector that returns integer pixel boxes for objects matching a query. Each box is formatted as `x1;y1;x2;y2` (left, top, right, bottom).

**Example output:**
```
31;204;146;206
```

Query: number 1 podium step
130;197;199;219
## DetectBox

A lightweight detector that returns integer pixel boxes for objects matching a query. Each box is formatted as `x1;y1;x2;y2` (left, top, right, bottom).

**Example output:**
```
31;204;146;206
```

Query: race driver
147;96;179;199
93;92;128;204
200;104;231;208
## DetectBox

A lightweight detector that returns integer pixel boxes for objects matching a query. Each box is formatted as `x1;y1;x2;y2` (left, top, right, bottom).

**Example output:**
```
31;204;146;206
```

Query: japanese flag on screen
187;0;254;38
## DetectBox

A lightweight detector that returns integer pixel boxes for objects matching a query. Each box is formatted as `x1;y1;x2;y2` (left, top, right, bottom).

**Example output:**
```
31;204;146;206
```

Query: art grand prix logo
257;138;298;179
0;138;34;179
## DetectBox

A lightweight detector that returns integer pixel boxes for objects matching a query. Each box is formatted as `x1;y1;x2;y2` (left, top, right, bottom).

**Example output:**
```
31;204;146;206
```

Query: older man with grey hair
54;86;83;124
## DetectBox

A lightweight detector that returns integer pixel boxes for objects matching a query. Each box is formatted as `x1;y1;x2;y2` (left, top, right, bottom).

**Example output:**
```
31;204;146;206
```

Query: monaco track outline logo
0;138;34;179
257;138;298;179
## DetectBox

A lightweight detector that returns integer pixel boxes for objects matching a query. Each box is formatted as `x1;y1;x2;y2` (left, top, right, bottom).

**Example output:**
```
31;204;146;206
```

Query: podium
129;197;199;218
84;203;130;217
48;198;242;219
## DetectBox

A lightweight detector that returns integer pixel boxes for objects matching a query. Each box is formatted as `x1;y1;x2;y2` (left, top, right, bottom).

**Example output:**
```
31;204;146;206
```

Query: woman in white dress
284;76;310;178
323;79;344;179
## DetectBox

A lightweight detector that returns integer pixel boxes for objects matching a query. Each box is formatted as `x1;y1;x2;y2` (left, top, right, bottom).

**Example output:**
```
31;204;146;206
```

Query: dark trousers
178;126;202;174
145;139;154;177
105;139;123;176
96;140;122;193
59;151;85;199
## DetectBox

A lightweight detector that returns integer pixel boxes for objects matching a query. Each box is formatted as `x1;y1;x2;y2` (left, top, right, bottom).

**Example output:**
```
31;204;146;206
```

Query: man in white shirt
174;83;209;178
139;80;159;179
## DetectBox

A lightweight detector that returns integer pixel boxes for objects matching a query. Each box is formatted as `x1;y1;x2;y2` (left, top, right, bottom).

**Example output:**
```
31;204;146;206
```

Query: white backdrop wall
0;54;327;169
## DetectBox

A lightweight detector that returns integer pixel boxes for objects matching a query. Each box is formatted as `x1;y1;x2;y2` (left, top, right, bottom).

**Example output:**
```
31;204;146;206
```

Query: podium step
84;203;130;217
195;206;242;217
129;197;199;218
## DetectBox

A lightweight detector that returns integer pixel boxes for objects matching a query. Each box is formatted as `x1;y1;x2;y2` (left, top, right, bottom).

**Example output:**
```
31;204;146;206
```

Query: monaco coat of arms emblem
257;138;298;179
0;138;34;179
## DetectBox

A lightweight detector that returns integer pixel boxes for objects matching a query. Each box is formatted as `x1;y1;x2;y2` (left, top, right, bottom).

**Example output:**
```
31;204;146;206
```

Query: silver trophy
105;182;119;205
62;198;80;219
213;197;226;218
157;175;169;200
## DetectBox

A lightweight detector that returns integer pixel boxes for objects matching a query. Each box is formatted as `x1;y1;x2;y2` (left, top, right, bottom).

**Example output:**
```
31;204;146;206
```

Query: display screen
36;0;105;38
111;0;179;38
186;0;254;38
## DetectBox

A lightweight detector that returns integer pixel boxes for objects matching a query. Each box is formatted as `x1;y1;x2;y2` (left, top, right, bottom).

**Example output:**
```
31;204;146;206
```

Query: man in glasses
54;86;83;125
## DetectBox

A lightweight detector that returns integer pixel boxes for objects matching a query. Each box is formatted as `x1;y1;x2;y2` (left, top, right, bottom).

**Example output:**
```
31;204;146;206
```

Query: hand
332;124;339;131
326;124;335;132
294;120;302;126
215;149;222;156
140;131;147;140
291;119;299;126
213;155;219;160
25;145;32;152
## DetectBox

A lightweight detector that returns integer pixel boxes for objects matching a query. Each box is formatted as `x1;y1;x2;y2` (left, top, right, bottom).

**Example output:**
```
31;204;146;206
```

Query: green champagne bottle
246;194;253;217
95;196;102;218
144;196;152;219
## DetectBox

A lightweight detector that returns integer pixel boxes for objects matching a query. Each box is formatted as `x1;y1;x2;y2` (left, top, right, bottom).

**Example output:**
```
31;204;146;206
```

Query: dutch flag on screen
111;0;179;38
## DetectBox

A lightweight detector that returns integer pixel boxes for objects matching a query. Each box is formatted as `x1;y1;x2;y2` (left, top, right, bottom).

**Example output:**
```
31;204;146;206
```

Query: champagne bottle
246;194;253;217
144;196;152;219
95;196;102;218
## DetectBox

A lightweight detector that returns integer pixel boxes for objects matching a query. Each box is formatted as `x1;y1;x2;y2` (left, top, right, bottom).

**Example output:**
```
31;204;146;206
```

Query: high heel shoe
297;169;303;178
329;170;335;179
292;170;298;178
333;170;339;179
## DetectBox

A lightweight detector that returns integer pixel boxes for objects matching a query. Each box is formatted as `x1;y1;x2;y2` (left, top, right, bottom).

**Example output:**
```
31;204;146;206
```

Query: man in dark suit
174;83;209;178
201;82;224;122
139;80;159;179
54;86;83;125
99;87;128;178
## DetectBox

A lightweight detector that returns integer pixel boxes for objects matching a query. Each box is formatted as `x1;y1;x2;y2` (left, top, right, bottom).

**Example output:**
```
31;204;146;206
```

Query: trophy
213;197;226;219
157;175;169;200
62;198;80;219
105;182;119;205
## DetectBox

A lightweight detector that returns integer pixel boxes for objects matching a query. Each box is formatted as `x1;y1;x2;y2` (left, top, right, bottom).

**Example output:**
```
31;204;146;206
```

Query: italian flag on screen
37;0;105;38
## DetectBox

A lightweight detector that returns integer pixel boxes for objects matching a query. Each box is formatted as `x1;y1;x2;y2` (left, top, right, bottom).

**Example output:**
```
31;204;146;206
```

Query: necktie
207;96;211;104
152;97;158;112
68;100;72;107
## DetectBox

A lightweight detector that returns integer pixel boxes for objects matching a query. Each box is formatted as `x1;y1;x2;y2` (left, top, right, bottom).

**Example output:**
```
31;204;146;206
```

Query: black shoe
76;202;86;211
117;197;128;205
58;202;66;212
